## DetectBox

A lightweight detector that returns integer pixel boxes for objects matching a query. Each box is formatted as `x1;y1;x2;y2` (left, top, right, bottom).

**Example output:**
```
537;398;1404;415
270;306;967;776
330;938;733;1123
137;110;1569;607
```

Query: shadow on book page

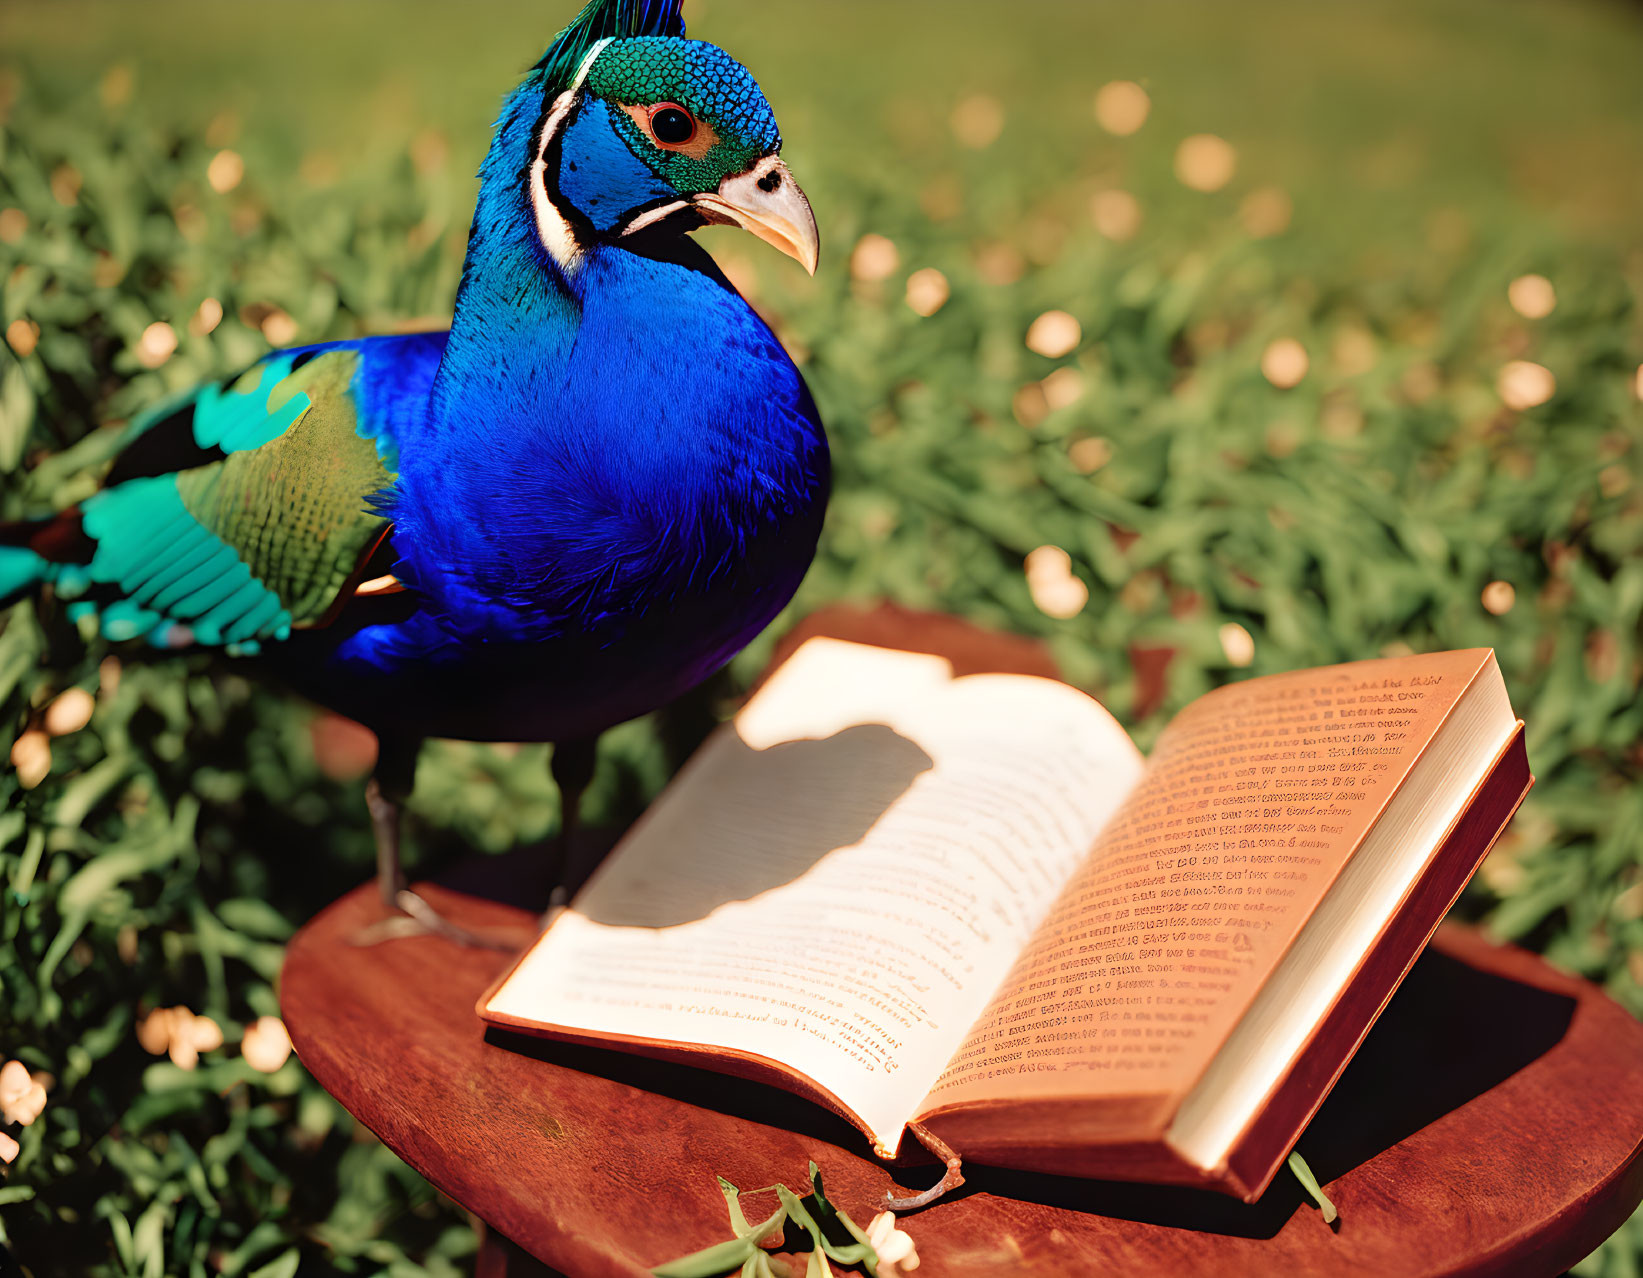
574;723;934;928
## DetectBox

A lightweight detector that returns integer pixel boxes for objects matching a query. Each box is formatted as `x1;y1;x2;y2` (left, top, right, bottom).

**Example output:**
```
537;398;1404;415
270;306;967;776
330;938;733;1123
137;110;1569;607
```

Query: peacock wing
68;348;396;649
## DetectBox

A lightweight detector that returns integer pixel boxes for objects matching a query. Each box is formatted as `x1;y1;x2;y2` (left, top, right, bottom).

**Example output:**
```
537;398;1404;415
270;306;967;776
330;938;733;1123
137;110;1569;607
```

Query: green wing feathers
61;350;395;650
174;354;394;626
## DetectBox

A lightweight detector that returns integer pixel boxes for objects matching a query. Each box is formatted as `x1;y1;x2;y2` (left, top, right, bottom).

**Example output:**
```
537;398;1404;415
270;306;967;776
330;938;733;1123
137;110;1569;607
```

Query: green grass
1;1;1641;1273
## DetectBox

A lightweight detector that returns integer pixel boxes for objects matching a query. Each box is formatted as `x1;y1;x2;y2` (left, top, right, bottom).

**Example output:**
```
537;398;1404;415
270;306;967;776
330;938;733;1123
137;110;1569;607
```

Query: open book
480;632;1532;1200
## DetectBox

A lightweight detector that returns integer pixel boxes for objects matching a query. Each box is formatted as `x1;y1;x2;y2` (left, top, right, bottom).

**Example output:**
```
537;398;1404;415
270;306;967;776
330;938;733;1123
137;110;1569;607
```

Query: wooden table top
281;870;1643;1278
279;606;1643;1277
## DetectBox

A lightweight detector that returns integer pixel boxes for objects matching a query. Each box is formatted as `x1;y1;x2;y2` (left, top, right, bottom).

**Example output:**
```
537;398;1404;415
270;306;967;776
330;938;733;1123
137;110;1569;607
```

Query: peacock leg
352;736;512;949
541;735;599;925
365;740;414;908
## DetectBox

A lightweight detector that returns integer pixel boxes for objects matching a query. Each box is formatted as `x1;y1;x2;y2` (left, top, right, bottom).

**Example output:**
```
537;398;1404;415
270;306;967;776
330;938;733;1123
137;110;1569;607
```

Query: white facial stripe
571;38;612;92
530;89;583;272
620;199;691;237
621;156;786;241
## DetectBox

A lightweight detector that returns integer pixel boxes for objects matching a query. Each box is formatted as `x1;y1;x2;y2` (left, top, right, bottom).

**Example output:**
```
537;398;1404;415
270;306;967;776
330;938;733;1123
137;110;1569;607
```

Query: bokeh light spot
1240;187;1292;237
975;242;1025;285
1026;310;1082;359
6;319;39;358
135;321;178;369
1091;189;1142;241
189;297;223;337
1175;134;1236;192
50;164;81;207
261;309;299;346
1498;360;1555;410
99;63;134;109
905;267;950;317
207;149;244;194
951;94;1004;149
1069;436;1112;473
1094;81;1151;136
1507;274;1556;319
850;233;900;282
1042;367;1085;410
1481;581;1516;616
1332;326;1377;377
1219;623;1255;667
1262;338;1309;388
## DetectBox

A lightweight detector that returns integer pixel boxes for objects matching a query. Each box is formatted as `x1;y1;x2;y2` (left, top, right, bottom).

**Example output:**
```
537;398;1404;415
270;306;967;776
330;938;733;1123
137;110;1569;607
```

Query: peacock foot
349;889;519;950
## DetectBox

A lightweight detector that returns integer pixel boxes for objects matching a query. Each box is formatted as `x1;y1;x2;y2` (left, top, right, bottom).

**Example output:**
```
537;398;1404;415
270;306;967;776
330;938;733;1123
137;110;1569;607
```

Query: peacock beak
693;157;820;276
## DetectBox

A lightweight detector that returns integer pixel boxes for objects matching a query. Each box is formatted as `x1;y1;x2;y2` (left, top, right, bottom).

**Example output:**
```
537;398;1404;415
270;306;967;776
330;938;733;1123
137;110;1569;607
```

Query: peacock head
513;0;818;276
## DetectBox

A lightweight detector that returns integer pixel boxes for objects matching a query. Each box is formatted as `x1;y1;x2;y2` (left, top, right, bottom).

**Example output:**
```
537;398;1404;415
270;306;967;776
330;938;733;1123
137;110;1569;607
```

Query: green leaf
247;1249;302;1278
215;897;295;940
132;1199;170;1278
781;1170;876;1272
776;1186;873;1271
653;1196;789;1278
651;1235;759;1278
49;754;135;831
1288;1150;1339;1224
719;1175;754;1238
0;605;44;706
806;1162;878;1271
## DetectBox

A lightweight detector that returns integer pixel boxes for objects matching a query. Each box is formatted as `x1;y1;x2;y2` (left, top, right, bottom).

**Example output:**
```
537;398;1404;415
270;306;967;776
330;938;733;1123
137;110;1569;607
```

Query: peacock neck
430;83;581;425
398;130;826;638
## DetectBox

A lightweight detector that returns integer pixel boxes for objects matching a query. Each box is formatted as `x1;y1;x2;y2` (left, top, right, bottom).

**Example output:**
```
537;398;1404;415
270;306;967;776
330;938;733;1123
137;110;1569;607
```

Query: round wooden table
281;605;1643;1277
281;865;1643;1278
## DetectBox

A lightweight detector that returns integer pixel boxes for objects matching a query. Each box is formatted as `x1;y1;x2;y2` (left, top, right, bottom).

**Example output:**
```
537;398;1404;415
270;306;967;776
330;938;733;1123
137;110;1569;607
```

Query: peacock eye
648;104;697;147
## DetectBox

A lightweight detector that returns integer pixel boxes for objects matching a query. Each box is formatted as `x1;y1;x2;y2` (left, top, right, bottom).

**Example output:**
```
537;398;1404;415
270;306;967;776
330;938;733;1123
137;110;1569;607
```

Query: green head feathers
586;38;781;194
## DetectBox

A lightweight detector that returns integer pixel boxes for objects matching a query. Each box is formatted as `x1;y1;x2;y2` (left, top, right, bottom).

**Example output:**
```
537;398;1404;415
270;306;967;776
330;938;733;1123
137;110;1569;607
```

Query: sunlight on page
485;639;1145;1154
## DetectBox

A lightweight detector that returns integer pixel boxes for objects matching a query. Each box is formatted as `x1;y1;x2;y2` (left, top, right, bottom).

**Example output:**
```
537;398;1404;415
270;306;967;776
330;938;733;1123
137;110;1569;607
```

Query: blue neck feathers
390;81;828;641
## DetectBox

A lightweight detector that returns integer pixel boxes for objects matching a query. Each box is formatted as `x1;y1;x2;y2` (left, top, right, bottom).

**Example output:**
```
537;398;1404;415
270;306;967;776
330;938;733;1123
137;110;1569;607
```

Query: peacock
0;0;828;945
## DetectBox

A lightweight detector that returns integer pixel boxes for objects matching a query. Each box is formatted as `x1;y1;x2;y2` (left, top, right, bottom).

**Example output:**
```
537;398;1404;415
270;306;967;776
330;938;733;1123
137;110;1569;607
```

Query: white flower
137;1007;224;1071
241;1016;293;1074
42;687;95;736
1219;622;1256;667
0;1059;46;1126
1024;546;1089;620
866;1211;920;1272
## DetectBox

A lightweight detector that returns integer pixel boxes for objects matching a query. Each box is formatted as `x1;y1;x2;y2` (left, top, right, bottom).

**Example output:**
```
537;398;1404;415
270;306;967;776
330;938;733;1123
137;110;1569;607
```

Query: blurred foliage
2;0;1642;1274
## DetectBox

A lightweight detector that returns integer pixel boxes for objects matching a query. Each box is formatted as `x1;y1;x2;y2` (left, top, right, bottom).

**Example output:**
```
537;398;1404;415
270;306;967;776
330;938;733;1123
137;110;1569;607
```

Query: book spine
1215;724;1533;1201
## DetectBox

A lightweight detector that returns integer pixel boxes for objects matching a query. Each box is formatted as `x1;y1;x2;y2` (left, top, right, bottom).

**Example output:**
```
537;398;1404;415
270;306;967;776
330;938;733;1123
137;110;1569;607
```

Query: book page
483;638;1145;1156
921;649;1493;1116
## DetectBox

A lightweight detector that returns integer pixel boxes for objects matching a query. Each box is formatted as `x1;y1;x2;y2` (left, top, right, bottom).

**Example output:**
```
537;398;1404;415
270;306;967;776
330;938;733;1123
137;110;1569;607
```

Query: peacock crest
536;0;688;89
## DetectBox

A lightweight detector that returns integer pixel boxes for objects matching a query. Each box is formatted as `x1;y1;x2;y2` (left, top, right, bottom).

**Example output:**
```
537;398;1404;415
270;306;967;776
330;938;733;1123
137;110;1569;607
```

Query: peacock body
1;0;827;939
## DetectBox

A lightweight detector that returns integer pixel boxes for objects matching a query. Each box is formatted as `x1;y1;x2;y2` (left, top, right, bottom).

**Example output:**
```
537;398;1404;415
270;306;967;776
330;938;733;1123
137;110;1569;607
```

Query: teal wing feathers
59;349;397;651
